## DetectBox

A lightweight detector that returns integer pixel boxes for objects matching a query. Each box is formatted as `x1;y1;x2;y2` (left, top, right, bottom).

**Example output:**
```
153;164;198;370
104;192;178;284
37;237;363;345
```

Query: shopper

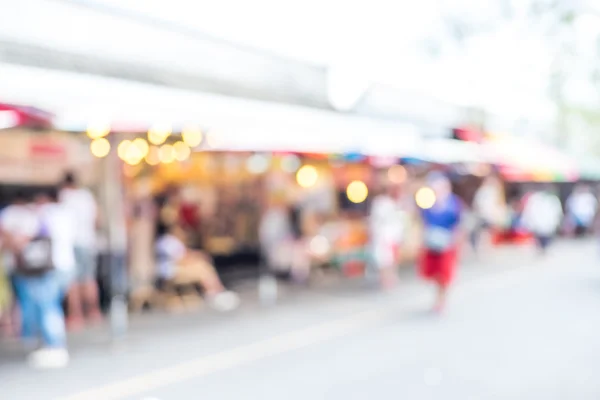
565;185;597;237
155;226;239;312
10;189;75;368
259;195;294;274
0;191;39;339
59;172;102;329
369;184;405;289
522;184;563;255
471;174;505;252
418;172;463;313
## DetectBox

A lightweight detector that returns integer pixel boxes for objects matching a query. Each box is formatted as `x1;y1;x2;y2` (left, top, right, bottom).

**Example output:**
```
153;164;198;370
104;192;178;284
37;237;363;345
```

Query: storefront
0;103;96;204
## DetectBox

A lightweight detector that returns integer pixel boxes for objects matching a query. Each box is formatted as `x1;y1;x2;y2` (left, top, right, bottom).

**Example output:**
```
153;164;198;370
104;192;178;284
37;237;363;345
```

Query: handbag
14;221;54;276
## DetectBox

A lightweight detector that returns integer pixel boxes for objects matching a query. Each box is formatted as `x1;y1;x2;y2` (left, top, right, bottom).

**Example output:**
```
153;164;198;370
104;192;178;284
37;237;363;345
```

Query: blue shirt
421;194;462;231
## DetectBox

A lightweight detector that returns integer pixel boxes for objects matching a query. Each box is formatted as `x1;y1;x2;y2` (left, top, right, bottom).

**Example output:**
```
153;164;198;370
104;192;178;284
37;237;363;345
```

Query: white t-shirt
59;187;97;248
38;203;76;273
473;184;504;226
155;234;186;279
523;192;563;236
567;192;597;226
369;195;405;244
0;204;40;272
259;208;292;249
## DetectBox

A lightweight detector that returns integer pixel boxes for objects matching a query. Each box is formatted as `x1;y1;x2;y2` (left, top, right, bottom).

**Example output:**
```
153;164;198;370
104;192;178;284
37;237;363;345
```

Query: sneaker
28;347;69;369
209;291;240;312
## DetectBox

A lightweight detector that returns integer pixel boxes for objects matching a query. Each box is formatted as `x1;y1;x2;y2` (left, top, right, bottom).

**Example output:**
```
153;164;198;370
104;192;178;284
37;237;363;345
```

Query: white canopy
0;63;421;155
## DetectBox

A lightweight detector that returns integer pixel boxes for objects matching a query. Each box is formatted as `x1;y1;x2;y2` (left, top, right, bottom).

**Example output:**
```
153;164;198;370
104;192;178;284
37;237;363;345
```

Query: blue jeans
13;270;68;348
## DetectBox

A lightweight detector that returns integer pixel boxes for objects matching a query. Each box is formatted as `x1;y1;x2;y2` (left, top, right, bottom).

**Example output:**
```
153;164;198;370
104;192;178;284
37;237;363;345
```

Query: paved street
2;241;600;400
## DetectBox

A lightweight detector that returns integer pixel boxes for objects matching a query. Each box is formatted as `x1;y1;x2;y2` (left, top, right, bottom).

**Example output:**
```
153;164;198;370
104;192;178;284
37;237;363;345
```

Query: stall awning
0;103;53;130
482;136;579;182
0;63;420;156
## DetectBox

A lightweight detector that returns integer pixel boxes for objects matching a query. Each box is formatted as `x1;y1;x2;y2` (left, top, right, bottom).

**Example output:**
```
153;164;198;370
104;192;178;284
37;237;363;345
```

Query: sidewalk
0;244;534;367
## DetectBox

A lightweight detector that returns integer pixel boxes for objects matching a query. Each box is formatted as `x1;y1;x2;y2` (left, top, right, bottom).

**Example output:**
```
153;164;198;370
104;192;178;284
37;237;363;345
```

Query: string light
159;144;176;164
416;187;436;209
145;146;160;166
117;140;131;160
90;138;110;158
173;141;191;161
86;122;110;139
346;180;369;203
181;126;203;148
148;124;172;145
296;165;319;188
132;138;150;158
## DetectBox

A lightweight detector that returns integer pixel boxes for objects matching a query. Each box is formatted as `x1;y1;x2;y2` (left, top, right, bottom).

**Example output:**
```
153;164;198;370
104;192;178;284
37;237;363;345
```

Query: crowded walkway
1;239;599;399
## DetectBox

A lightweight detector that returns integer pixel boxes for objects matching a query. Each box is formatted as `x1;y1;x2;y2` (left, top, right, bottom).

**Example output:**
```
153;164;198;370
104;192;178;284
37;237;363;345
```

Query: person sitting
155;226;239;312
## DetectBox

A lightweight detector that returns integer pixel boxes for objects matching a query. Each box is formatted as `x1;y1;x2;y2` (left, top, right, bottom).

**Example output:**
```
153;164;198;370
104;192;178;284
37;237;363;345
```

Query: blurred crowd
0;172;98;368
1;167;599;370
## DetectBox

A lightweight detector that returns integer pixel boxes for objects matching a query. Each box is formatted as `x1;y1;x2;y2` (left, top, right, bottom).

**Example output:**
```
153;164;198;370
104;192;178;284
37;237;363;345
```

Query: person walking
0;191;38;339
471;174;506;252
369;184;405;289
522;184;563;255
59;172;102;329
9;189;75;368
565;185;597;237
418;173;463;313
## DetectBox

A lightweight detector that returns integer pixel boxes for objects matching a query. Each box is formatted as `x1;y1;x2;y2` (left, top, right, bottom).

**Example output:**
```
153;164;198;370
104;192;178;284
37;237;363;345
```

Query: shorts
418;247;458;287
74;247;97;282
371;241;400;269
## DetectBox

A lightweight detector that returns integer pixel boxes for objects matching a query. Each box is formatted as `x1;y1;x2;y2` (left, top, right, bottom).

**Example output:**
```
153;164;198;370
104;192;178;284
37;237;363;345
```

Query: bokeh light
132;138;150;158
123;143;144;166
246;153;271;174
173;141;191;161
416;187;436;209
117;140;131;160
296;165;319;188
145;146;160;166
90;138;110;158
388;165;407;184
346;180;369;203
181;126;203;148
86;123;110;139
148;124;172;145
159;143;176;164
281;154;301;173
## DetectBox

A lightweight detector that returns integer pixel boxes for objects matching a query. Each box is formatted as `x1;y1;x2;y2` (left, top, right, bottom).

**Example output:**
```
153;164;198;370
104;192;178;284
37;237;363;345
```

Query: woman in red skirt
418;173;463;312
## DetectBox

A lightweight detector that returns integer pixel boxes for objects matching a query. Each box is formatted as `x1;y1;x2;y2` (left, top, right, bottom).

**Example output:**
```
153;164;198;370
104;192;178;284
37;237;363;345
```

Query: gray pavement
2;241;600;400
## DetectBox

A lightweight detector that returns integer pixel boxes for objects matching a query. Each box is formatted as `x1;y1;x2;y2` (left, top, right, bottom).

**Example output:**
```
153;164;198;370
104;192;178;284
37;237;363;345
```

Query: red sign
452;126;483;142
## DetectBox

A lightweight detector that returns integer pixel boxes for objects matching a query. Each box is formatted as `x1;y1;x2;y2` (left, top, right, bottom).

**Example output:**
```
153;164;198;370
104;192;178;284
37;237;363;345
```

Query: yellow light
148;124;172;145
346;180;369;204
124;143;144;166
86;123;110;139
90;138;110;158
296;165;318;188
181;126;203;148
117;140;131;160
416;187;436;209
388;165;407;184
159;144;176;164
145;146;160;166
173;141;191;161
132;138;150;158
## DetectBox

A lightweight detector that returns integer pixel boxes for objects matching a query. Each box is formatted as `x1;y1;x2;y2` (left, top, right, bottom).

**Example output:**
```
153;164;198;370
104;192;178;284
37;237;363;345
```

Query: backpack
14;220;54;276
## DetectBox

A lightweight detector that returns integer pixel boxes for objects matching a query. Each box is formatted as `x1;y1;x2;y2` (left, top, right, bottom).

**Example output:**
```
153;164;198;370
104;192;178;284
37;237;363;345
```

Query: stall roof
0;63;420;155
0;103;53;130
